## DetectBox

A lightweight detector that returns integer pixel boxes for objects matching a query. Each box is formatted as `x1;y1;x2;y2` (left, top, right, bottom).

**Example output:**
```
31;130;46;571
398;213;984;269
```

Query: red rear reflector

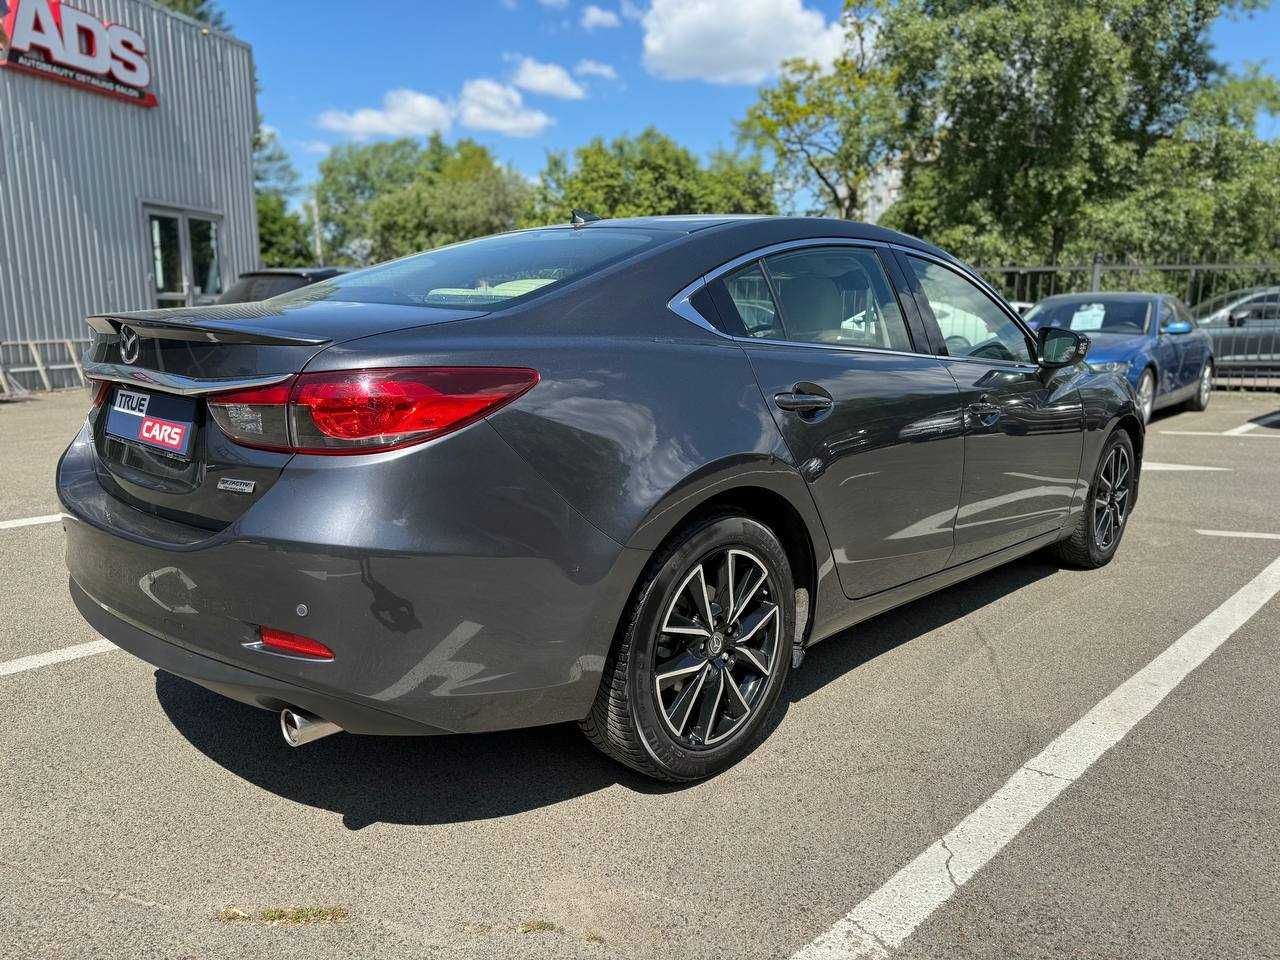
259;626;334;660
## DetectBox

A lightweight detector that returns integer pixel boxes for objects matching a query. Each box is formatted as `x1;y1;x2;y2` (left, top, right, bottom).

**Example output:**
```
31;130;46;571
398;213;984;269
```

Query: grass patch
517;919;560;934
216;905;349;926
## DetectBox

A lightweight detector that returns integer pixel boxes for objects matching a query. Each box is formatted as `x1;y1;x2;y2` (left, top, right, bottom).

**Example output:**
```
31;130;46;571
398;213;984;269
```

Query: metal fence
977;258;1280;391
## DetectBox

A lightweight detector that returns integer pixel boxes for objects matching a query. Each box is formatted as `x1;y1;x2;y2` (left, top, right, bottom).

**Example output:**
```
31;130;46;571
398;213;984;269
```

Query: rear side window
762;247;911;350
723;262;785;339
906;256;1033;363
284;228;671;310
714;246;912;351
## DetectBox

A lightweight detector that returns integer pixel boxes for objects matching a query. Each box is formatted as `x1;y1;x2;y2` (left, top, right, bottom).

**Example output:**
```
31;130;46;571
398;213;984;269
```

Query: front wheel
581;514;794;781
1186;360;1213;412
1051;429;1135;569
1136;369;1156;424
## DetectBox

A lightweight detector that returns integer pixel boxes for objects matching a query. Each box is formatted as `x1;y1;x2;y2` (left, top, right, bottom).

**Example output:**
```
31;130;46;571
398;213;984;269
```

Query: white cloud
619;0;644;20
317;88;452;139
574;58;618;80
537;0;569;6
641;0;844;85
300;140;332;155
511;56;586;99
458;79;553;137
580;5;621;29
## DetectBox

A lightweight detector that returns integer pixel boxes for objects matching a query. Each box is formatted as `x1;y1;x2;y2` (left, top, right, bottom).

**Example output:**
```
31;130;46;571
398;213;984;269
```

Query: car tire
580;513;795;782
1051;428;1136;570
1136;369;1156;424
1186;360;1213;412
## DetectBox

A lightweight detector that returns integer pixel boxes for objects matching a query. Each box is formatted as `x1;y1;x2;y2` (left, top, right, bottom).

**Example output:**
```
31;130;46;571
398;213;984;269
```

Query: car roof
1038;292;1160;303
570;215;955;260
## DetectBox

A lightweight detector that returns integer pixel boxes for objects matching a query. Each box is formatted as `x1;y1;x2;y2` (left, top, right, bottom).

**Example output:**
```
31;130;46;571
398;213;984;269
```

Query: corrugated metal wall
0;0;257;358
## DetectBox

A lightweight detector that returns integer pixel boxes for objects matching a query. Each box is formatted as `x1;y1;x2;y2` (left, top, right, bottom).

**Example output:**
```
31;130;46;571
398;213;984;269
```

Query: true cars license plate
104;387;196;458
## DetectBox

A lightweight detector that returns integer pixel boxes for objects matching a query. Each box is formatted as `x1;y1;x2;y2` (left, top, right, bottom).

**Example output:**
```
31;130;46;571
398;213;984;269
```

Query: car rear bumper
58;418;651;735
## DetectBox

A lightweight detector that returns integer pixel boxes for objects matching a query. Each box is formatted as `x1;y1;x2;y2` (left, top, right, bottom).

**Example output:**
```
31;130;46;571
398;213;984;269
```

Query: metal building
0;0;257;390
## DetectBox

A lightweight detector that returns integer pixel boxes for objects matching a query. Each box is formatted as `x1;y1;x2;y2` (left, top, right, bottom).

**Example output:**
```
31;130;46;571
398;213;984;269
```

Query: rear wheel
1186;360;1213;412
1137;369;1156;424
1051;429;1135;569
581;514;794;781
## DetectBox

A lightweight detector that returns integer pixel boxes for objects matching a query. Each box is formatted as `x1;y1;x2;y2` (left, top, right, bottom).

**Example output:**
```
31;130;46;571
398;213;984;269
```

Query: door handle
774;392;833;414
967;394;1002;420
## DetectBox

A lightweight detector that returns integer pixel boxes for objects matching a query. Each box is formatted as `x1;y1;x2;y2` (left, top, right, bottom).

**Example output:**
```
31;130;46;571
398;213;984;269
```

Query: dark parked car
1192;286;1280;376
1024;292;1213;423
218;267;348;305
60;217;1143;781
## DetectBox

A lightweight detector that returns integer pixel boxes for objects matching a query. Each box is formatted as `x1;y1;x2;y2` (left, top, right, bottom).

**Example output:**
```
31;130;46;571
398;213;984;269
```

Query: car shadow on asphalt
154;556;1058;830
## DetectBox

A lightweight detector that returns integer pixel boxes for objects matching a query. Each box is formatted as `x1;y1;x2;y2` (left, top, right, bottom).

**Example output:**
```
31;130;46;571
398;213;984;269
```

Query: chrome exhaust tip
280;708;341;747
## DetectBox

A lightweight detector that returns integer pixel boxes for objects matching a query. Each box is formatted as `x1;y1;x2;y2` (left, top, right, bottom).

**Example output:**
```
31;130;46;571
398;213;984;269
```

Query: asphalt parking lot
3;389;1279;960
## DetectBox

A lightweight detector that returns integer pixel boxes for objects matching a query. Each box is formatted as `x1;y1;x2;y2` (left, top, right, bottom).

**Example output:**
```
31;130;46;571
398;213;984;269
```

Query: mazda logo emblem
119;325;141;365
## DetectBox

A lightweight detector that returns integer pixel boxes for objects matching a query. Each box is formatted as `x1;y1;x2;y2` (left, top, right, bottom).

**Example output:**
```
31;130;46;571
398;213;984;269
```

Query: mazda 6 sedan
59;216;1143;781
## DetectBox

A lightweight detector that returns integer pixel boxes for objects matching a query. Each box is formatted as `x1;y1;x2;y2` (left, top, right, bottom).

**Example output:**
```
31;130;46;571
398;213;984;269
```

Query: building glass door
146;208;224;308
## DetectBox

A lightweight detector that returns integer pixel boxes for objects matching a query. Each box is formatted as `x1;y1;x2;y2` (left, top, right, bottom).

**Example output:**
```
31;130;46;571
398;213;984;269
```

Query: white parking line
1223;411;1280;436
1142;462;1231;472
0;640;116;678
1197;529;1280;541
792;552;1280;960
1160;430;1280;438
0;514;63;531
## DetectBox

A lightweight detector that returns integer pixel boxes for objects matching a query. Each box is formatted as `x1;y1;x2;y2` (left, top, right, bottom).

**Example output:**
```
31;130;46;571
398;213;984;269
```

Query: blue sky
221;0;1280;189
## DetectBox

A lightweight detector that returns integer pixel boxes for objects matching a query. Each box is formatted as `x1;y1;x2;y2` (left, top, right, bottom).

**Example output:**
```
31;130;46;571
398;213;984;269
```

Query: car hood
1084;333;1149;363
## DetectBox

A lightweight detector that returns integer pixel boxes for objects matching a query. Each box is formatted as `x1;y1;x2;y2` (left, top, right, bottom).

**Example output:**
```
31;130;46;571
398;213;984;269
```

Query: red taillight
89;379;112;409
207;367;538;455
259;626;334;660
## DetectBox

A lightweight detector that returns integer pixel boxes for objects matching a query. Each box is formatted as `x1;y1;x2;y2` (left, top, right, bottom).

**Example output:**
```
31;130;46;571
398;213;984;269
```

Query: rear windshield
282;227;671;310
1024;298;1150;335
219;274;310;304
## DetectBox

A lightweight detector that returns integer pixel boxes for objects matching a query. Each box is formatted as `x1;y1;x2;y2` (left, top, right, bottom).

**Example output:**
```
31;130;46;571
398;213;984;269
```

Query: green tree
738;4;898;218
876;0;1277;263
526;127;776;224
314;139;424;264
367;140;531;261
256;192;312;266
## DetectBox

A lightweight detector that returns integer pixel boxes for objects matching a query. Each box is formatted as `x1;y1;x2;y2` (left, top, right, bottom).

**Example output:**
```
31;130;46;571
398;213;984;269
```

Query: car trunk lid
84;299;486;528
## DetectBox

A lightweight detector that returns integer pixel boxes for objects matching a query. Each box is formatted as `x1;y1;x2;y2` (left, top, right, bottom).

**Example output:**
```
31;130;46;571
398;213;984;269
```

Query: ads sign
0;0;157;107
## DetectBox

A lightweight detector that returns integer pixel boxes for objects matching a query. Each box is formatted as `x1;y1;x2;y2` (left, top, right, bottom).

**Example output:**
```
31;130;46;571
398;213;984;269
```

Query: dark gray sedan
59;217;1142;781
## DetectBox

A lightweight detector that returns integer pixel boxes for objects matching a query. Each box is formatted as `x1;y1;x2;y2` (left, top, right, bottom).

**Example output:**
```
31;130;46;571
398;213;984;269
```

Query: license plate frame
104;387;197;459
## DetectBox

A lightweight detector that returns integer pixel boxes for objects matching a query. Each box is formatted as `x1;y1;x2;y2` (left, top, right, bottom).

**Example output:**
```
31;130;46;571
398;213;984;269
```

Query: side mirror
1163;319;1193;336
1228;308;1251;327
1038;326;1090;368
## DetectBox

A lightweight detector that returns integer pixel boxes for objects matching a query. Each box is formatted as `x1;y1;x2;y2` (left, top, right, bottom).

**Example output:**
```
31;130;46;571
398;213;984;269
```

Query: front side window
761;247;912;350
907;256;1033;363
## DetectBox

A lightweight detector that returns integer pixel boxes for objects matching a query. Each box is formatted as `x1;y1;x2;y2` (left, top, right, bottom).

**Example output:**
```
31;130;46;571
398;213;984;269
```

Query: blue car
1025;292;1214;422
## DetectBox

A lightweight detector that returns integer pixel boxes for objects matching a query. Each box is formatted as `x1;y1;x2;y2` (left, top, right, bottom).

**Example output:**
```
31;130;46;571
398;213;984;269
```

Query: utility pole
310;197;324;266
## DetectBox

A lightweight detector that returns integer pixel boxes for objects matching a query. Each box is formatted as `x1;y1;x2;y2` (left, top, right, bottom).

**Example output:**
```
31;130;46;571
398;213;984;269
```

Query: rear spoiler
87;313;330;347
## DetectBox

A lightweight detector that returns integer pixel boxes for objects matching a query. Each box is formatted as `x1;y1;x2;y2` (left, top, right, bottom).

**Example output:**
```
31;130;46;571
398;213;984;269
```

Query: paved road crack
939;838;960;889
0;859;169;910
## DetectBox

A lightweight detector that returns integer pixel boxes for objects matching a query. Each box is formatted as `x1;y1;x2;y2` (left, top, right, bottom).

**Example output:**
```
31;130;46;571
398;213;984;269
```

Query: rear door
704;243;965;599
895;251;1083;565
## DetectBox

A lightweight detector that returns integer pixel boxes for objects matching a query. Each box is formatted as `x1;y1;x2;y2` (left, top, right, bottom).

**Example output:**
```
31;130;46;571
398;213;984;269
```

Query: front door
897;252;1083;565
716;245;965;599
145;208;224;308
1154;299;1187;394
